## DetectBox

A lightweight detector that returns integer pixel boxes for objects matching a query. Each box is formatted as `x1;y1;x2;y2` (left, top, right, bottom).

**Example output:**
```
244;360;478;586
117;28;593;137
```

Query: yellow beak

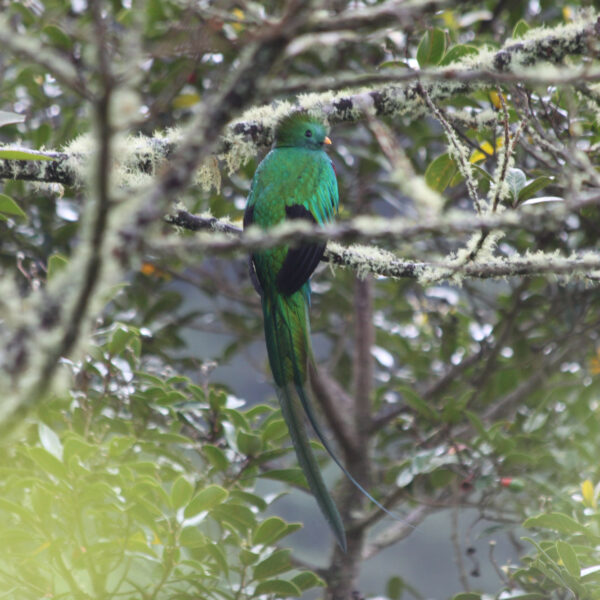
324;136;332;145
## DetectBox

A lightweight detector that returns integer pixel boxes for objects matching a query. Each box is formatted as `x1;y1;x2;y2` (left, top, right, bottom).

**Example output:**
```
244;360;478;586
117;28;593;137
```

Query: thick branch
1;14;598;185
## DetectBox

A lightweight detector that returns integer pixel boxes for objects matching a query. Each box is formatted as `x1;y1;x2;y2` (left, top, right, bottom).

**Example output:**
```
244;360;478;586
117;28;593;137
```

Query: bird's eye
305;129;312;138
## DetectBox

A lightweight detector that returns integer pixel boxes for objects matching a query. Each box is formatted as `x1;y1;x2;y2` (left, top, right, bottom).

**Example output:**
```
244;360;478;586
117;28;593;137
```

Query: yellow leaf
232;8;245;32
581;479;597;509
489;91;504;110
441;10;458;29
470;141;494;163
173;93;200;109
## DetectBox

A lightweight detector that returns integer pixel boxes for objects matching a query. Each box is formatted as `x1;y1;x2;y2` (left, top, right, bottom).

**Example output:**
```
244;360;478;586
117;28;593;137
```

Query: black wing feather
243;204;254;229
276;205;325;296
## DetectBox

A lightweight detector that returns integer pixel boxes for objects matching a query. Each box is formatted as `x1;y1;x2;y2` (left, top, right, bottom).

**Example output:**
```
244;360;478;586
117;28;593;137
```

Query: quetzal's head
274;111;332;150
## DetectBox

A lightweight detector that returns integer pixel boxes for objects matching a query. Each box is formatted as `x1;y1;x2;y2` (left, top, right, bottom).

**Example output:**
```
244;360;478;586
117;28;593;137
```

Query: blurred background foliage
1;1;600;599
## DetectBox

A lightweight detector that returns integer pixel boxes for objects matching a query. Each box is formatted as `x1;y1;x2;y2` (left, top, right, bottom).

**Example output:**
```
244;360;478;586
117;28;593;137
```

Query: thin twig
417;82;481;213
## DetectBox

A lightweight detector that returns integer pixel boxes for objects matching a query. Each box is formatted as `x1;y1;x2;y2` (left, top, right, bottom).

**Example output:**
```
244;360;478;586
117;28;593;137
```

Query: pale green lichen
218;102;288;173
63;129;223;192
417;229;505;286
196;156;222;193
327;241;403;280
220;136;259;175
298;90;340;116
437;10;597;77
63;133;96;186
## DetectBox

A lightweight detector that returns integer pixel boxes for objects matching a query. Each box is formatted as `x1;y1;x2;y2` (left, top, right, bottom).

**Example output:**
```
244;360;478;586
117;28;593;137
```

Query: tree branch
2;14;598;186
164;189;600;248
157;205;600;283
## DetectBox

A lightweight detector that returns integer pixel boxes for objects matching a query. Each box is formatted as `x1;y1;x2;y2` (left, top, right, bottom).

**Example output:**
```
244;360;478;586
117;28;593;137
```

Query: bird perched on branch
244;111;397;552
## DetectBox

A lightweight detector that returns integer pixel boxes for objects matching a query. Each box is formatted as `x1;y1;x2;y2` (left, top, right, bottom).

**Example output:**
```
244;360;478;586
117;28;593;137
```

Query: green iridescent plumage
244;112;346;550
245;112;405;552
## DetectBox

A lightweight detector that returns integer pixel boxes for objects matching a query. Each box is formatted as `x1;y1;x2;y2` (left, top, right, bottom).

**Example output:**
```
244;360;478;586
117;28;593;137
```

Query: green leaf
417;28;446;67
439;44;479;66
260;468;307;488
506;168;527;201
233;549;255;568
523;512;589;537
0;497;38;524
513;19;530;39
42;24;73;49
245;403;273;419
179;526;207;548
522;412;547;433
253;516;290;546
379;59;410;69
229;490;268;512
211;503;256;533
38;423;63;461
203;444;229;471
556;540;580;577
0;194;26;218
425;153;457;192
171;476;193;509
0;149;52;161
63;435;96;463
464;410;489;441
108;436;135;457
518;176;554;203
47;253;68;280
29;447;68;481
430;468;455;488
108;324;136;356
399;386;438;421
237;430;262;456
386;575;404;600
261;418;288;442
451;594;481;600
253;549;292;580
206;541;229;576
0;111;25;128
471;163;494;182
292;571;325;592
254;579;301;597
184;485;228;518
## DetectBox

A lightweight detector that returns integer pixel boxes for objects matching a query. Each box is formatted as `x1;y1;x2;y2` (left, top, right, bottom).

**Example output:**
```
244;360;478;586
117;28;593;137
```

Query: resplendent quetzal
244;111;394;552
